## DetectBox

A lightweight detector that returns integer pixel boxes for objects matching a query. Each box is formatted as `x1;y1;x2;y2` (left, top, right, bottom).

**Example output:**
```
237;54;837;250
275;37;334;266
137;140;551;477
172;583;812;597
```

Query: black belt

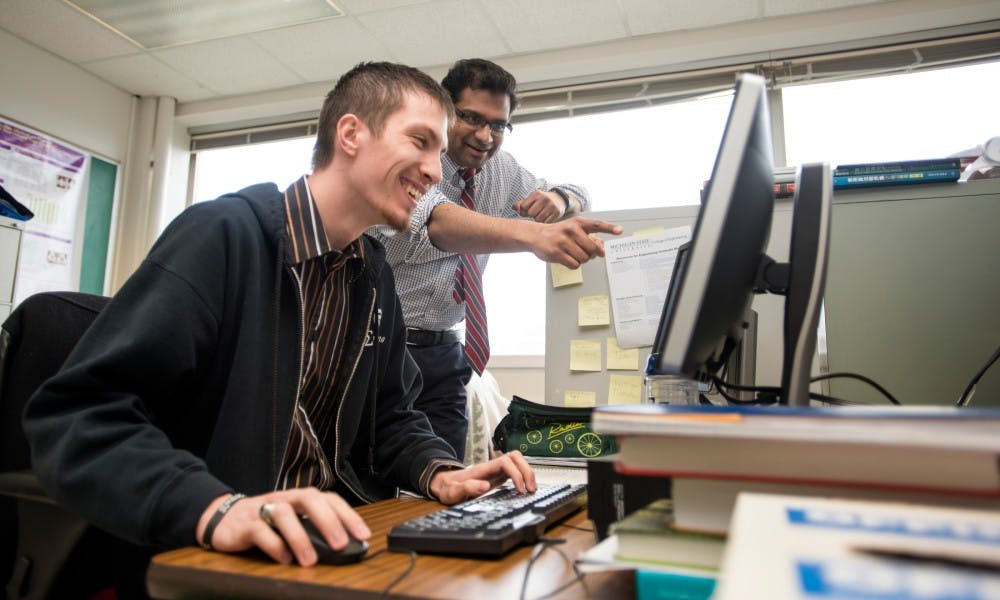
406;328;461;346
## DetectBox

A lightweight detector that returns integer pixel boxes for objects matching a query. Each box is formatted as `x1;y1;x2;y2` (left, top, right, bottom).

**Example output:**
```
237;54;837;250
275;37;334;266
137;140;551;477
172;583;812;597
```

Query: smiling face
353;90;449;231
447;87;511;169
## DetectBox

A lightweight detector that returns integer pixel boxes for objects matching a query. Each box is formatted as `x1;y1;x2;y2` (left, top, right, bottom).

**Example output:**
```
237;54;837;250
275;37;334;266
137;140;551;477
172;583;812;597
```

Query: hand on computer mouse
297;517;369;565
270;515;368;566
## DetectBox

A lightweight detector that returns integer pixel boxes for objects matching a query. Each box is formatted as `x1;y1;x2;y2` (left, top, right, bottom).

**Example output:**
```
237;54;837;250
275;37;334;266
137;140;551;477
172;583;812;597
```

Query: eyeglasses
454;108;512;135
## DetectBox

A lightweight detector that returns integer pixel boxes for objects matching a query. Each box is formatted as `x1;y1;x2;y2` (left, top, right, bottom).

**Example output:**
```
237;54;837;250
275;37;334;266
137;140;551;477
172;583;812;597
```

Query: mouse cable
957;342;1000;407
532;542;590;600
519;538;589;600
374;548;417;600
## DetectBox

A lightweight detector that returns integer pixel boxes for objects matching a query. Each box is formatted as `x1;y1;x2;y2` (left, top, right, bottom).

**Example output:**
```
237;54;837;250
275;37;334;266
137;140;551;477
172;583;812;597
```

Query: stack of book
610;498;725;572
714;492;1000;599
832;158;961;189
591;404;1000;535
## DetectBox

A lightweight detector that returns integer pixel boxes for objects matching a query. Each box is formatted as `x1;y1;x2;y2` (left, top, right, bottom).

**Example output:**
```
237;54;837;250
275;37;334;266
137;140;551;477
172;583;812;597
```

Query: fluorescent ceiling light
67;0;343;49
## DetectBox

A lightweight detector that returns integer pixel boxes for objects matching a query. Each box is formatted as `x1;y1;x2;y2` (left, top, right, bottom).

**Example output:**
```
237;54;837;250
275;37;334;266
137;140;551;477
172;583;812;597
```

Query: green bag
492;396;617;458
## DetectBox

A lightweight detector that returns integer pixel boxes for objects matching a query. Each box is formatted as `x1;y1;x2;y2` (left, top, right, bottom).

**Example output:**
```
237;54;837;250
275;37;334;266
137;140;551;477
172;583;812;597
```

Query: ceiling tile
83;53;212;101
481;0;629;53
356;0;509;67
68;0;342;49
152;37;305;97
764;0;880;18
335;0;433;14
618;0;760;36
0;0;140;62
251;18;393;83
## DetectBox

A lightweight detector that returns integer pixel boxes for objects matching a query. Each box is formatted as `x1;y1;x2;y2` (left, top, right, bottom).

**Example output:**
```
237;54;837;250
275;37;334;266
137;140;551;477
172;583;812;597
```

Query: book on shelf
831;157;962;189
833;157;961;176
703;166;798;198
610;498;725;571
713;493;1000;600
669;476;1000;536
833;168;960;188
773;181;796;198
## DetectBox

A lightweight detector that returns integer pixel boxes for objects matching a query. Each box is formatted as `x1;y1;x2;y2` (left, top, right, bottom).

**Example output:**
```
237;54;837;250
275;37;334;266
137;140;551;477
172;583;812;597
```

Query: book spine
615;463;1000;497
635;569;716;600
834;159;961;176
833;169;960;189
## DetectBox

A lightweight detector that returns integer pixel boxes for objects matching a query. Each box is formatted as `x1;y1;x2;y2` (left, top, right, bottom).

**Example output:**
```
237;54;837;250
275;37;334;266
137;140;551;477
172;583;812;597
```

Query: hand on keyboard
388;483;587;557
429;450;537;504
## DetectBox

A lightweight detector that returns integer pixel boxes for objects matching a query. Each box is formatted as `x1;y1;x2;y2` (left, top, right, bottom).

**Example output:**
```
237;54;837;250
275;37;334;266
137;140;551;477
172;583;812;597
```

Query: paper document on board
604;226;692;348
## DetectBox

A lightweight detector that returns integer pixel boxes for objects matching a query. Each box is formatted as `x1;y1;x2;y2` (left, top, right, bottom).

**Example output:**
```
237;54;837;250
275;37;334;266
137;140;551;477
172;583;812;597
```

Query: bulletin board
544;206;699;407
0;116;117;302
544;203;797;408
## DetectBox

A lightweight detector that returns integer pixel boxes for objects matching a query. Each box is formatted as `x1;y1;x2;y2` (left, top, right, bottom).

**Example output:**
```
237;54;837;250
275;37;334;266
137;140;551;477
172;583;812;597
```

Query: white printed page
603;226;691;348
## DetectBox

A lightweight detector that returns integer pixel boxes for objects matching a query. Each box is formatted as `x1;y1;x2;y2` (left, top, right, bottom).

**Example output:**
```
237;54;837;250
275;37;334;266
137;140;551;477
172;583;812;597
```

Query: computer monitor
647;73;832;407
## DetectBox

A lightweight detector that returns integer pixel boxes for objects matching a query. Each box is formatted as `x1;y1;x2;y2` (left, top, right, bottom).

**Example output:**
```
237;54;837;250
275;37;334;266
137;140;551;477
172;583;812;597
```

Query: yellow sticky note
608;374;643;405
633;226;666;238
578;295;610;327
569;339;602;372
606;337;639;370
550;263;583;288
565;390;597;408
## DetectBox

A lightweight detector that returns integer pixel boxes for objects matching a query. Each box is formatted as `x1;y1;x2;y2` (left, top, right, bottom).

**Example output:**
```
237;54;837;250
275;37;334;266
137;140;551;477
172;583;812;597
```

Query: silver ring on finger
259;502;277;527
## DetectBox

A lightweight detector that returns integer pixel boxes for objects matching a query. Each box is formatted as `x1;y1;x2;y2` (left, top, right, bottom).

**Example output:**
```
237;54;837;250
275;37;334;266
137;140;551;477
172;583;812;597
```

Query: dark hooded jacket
23;182;455;549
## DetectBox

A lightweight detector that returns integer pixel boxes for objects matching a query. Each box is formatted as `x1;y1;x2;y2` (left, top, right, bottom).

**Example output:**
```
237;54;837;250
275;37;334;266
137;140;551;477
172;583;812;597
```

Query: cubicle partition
545;179;1000;408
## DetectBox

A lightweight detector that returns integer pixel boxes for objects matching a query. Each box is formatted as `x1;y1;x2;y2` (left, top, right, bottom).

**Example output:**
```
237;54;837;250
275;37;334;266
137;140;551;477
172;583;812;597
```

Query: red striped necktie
452;167;489;374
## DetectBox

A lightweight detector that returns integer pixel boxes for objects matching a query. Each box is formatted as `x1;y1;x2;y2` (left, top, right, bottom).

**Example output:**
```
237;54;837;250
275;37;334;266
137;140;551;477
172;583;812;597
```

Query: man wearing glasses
373;59;621;462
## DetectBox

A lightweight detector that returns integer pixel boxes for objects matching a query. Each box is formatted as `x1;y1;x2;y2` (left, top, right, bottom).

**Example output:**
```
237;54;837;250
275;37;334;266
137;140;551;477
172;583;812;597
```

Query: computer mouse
278;517;369;565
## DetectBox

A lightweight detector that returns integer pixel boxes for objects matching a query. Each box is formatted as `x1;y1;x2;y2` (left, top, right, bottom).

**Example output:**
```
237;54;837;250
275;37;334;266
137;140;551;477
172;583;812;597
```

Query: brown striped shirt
277;175;365;490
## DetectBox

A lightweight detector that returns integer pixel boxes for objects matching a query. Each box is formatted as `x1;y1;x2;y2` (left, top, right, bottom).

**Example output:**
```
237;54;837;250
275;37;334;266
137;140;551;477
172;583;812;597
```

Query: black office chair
0;291;112;600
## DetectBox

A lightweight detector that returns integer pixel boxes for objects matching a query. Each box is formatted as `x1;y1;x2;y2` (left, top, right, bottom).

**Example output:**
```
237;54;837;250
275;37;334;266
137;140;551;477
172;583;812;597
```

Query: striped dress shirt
276;175;365;490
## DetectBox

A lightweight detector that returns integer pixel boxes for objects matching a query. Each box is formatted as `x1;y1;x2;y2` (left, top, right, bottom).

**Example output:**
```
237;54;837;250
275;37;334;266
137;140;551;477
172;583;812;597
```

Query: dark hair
441;58;519;113
312;62;454;170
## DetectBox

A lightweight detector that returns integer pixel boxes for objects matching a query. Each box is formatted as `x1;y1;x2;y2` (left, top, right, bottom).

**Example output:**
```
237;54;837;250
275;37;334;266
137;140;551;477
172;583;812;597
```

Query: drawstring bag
492;395;617;459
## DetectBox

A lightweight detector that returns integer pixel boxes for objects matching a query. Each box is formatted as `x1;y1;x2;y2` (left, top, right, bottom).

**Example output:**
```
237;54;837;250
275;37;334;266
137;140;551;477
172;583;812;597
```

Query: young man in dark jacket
23;62;535;593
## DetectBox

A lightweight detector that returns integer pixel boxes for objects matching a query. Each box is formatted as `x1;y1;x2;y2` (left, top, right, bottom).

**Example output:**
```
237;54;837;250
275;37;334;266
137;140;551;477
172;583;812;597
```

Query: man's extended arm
426;203;621;268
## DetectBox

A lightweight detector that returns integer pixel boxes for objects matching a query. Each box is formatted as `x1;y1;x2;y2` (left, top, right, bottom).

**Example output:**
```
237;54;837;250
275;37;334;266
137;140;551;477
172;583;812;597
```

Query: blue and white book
833;168;961;188
714;493;1000;600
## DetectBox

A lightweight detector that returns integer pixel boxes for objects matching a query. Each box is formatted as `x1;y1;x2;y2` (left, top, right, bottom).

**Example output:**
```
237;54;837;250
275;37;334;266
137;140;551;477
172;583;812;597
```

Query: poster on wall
0;117;89;306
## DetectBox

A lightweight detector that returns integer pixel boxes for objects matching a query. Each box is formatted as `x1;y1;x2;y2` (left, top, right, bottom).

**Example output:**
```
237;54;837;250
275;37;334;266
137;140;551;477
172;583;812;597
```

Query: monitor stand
754;163;832;406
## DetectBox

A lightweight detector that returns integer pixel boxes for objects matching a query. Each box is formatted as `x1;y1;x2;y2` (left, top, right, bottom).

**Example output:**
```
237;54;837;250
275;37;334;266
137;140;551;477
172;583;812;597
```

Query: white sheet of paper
603;226;692;348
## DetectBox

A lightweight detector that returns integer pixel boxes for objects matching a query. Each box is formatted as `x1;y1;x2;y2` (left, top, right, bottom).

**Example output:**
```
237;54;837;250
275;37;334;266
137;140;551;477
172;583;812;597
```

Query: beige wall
0;29;132;162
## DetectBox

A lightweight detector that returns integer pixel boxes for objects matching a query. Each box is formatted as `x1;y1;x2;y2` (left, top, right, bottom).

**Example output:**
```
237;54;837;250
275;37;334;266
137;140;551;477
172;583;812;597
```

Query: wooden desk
147;496;633;599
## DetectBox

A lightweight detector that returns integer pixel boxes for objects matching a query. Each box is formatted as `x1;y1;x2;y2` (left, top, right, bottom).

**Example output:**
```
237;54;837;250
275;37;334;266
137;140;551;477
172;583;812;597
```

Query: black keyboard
387;483;587;557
